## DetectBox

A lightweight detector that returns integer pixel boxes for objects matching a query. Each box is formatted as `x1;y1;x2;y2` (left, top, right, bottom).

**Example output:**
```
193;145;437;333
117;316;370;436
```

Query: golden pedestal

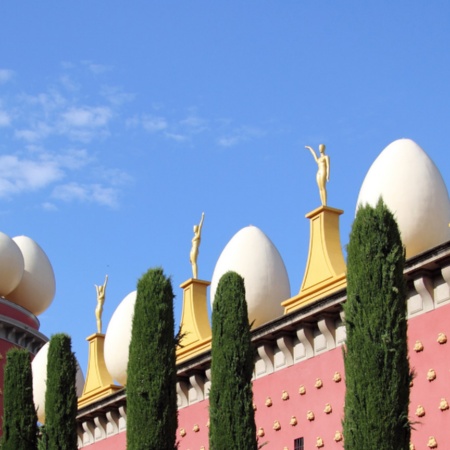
176;278;212;364
78;333;121;408
282;206;347;314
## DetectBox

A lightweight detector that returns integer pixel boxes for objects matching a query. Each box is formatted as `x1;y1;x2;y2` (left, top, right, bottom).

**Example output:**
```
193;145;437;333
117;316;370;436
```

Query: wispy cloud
142;115;168;133
52;182;119;208
217;126;265;148
81;61;112;75
0;63;134;209
0;110;11;127
61;106;112;128
0;69;14;84
0;155;64;198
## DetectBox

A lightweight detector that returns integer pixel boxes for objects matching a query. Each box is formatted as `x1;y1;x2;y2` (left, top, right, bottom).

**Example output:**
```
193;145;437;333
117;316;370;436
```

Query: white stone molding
315;315;336;354
295;325;314;361
274;335;294;369
188;372;205;404
94;415;108;441
105;410;120;437
177;379;189;408
254;342;274;378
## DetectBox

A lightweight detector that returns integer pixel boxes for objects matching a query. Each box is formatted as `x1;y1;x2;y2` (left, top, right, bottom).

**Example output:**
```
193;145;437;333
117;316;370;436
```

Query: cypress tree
209;271;257;450
343;199;411;450
2;348;37;450
126;267;177;450
45;333;78;450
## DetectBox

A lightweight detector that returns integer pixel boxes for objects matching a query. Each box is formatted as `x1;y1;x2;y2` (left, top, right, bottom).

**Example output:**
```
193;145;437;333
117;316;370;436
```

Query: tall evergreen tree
209;271;257;450
126;267;177;450
45;333;78;450
2;348;37;450
343;199;411;450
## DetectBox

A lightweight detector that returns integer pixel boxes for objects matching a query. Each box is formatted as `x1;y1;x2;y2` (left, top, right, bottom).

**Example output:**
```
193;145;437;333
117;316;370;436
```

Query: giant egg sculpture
210;226;290;328
6;236;56;315
32;342;85;424
0;232;24;297
104;290;137;386
356;139;450;258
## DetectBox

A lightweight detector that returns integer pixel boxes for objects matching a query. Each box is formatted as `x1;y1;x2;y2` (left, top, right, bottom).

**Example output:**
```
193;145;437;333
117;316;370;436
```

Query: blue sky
1;2;450;373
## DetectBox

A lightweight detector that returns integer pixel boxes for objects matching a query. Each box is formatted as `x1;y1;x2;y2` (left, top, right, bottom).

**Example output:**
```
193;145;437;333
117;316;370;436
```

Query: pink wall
176;304;450;449
84;303;450;449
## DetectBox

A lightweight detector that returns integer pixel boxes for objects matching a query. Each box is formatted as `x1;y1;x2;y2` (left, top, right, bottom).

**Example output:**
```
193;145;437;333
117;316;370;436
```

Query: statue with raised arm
305;144;330;206
95;275;108;334
190;212;205;279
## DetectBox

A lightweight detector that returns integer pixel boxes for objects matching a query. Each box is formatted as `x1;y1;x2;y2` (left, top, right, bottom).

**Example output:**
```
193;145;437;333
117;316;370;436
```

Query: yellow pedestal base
78;333;121;408
282;206;347;314
176;279;212;364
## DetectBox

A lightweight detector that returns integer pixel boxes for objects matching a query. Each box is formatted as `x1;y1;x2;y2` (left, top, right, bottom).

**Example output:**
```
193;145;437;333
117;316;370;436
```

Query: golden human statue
95;275;108;334
306;144;330;206
190;212;205;279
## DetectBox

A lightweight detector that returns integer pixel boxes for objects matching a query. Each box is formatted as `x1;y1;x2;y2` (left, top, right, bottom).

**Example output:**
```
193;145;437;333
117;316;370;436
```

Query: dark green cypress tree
45;333;78;450
343;199;411;450
126;267;177;450
209;271;257;450
2;348;37;450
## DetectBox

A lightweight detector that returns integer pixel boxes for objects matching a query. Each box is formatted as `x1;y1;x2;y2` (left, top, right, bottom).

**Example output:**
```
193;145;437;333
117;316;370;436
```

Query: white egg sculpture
32;342;85;424
356;138;450;258
104;290;137;386
0;232;24;297
6;236;56;315
210;226;290;328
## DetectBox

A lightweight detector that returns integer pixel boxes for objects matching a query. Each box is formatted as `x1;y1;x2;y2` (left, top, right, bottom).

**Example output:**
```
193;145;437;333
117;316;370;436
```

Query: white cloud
0;155;64;197
15;122;53;142
217;126;265;148
41;148;92;170
142;115;168;133
42;202;58;211
180;115;206;129
81;61;112;75
0;69;14;84
164;131;188;142
0;111;11;127
61;106;112;128
52;182;119;208
101;86;135;106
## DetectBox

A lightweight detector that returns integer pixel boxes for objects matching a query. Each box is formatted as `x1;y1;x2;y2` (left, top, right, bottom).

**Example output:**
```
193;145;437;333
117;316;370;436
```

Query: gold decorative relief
427;368;436;381
281;390;289;400
437;332;447;344
414;340;424;352
253;403;257;411
324;403;332;414
265;397;272;407
409;443;415;450
334;430;343;442
298;385;306;395
333;371;341;382
179;428;186;437
439;398;449;411
415;405;425;417
427;436;437;448
206;419;210;428
290;416;297;426
273;420;281;431
257;427;265;438
307;410;315;421
315;378;323;389
192;424;199;432
316;436;324;448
